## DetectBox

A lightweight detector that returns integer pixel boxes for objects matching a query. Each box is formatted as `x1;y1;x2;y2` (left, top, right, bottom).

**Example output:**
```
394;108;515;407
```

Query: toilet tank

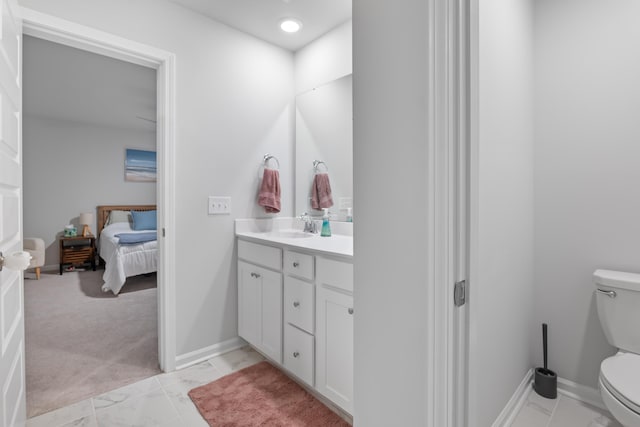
594;269;640;354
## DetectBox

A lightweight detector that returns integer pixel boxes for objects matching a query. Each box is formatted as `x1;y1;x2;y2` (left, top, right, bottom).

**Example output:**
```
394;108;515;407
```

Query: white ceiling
168;0;352;51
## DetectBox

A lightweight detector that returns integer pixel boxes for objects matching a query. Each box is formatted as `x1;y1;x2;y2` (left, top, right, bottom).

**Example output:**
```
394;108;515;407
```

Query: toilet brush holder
534;323;557;399
534;367;557;399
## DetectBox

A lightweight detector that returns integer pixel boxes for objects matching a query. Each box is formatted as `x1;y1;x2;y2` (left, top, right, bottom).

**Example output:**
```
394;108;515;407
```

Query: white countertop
235;218;353;258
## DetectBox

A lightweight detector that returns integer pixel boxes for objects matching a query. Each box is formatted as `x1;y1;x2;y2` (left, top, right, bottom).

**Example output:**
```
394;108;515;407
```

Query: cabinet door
238;261;283;363
238;261;261;347
260;266;283;363
316;286;353;414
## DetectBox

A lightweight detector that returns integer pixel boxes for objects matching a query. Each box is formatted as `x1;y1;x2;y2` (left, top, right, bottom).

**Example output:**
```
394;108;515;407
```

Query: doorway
22;34;161;417
20;7;177;416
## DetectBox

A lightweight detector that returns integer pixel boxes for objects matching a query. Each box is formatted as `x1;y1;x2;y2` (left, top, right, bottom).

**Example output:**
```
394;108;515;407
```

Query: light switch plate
208;196;231;215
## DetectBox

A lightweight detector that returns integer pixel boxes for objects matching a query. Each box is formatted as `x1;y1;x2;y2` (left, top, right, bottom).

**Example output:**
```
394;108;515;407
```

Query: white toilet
594;269;640;427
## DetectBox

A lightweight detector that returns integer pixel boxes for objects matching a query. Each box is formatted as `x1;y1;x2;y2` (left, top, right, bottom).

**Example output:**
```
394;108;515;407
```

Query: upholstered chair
24;237;45;279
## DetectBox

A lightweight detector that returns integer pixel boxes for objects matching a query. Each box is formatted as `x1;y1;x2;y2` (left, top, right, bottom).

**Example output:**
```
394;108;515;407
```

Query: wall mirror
295;74;353;221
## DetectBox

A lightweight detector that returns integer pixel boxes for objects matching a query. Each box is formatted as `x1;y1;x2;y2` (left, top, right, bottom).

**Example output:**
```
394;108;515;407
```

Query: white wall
533;0;640;389
468;0;535;425
19;0;294;358
294;20;352;94
353;1;431;424
23;35;156;266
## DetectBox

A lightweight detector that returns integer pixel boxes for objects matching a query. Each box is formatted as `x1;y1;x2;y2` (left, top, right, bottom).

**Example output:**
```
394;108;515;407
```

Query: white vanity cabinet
236;237;353;414
237;241;283;363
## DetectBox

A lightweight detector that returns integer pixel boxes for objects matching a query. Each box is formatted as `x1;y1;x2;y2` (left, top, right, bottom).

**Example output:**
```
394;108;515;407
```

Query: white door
238;261;282;363
259;267;282;364
0;0;24;426
316;286;353;413
238;261;261;347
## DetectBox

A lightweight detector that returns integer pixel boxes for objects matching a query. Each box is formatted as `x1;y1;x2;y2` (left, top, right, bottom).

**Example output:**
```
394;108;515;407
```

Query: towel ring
263;153;280;170
313;160;329;173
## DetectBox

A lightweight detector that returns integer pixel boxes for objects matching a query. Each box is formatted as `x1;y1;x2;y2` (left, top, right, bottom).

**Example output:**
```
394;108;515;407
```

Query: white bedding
99;222;157;295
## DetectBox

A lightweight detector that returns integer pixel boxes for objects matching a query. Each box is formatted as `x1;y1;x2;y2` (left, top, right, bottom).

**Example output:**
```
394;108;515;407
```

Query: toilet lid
601;353;640;412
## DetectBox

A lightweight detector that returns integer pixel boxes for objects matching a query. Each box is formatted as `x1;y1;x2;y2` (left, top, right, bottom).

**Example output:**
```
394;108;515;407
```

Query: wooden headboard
96;205;156;237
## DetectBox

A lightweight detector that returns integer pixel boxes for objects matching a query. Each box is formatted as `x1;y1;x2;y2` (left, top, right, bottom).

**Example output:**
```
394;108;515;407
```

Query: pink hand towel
258;168;281;213
311;173;333;210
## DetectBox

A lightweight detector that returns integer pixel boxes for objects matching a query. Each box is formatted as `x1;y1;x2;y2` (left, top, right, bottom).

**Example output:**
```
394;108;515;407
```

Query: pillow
131;210;157;231
106;210;132;226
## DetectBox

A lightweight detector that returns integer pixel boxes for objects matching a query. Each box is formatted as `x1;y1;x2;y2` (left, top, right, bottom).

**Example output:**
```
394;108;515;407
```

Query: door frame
20;7;177;372
428;0;470;425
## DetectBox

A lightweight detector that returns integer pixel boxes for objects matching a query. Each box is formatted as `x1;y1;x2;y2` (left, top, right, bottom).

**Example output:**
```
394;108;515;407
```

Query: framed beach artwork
125;149;157;182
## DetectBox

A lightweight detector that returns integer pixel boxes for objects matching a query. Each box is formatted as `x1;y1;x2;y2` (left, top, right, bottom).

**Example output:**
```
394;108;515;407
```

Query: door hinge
454;280;466;307
162;228;166;237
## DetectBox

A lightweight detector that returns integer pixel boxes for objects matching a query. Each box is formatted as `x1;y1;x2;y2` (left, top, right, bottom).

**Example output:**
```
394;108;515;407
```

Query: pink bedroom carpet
188;361;350;426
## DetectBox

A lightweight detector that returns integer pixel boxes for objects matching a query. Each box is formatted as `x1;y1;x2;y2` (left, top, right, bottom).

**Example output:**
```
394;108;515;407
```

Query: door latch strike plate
454;280;466;307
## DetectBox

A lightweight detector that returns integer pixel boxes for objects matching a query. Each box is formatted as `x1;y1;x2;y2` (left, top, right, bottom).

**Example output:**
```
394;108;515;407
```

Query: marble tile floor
30;349;621;427
27;346;265;427
510;387;623;427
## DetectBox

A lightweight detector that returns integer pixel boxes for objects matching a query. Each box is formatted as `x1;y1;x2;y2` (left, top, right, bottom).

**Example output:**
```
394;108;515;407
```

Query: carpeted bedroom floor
24;269;161;418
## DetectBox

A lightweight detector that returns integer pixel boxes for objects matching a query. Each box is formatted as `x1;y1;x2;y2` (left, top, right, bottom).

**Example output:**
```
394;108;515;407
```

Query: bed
97;205;158;295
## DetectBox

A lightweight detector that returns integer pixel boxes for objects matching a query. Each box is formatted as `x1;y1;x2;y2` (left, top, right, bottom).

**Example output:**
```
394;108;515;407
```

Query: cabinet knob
250;272;261;279
293;262;299;268
293;301;300;308
348;308;354;315
293;351;300;358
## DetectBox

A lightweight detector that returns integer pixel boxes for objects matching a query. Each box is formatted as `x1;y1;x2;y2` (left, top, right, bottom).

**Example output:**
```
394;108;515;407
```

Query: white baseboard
492;368;534;427
557;376;605;411
175;337;246;370
493;369;606;426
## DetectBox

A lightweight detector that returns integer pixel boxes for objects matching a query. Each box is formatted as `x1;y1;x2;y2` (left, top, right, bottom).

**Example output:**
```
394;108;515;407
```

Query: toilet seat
600;377;640;427
600;352;640;415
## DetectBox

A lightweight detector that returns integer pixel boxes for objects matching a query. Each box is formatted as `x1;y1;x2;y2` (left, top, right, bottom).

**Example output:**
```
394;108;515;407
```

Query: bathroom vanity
236;219;353;414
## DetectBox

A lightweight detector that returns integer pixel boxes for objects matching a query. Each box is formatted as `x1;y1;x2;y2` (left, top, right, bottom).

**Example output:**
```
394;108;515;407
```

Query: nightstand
59;235;96;275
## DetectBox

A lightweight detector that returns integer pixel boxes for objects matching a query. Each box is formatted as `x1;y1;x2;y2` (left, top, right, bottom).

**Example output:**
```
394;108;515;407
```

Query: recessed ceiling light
280;19;302;33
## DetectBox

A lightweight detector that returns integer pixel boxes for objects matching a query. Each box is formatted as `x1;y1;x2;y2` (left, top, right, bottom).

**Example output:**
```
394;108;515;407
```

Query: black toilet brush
534;323;557;399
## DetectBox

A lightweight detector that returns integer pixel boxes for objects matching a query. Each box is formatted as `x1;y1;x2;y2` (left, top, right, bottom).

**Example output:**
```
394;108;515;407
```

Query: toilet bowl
593;270;640;427
598;352;640;427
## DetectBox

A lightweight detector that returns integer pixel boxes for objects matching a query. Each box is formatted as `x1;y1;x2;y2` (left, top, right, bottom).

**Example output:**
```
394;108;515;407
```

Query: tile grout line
93;376;163;411
159;381;184;425
544;396;560;427
90;398;98;427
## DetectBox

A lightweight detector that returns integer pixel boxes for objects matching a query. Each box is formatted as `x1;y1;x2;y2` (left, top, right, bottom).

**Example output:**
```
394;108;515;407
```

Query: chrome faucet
298;212;318;233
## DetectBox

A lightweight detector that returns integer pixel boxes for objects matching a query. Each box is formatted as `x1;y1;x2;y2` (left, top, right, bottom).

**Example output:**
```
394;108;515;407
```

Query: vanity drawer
316;257;353;293
283;250;314;281
238;240;282;271
284;276;315;334
284;323;314;387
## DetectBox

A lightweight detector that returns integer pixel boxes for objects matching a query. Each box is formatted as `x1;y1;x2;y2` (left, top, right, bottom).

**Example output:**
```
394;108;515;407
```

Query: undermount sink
266;230;313;239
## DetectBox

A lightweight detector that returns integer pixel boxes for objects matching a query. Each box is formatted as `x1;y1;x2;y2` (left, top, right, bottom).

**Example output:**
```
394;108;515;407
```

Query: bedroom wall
18;0;295;360
23;118;156;265
23;35;157;266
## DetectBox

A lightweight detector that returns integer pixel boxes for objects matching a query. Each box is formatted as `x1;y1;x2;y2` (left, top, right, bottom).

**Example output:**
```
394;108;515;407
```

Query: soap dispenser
346;208;353;223
321;208;332;237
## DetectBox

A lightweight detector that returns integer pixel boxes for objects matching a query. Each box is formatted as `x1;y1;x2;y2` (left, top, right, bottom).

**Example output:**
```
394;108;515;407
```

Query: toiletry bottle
346;208;353;223
321;208;332;237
